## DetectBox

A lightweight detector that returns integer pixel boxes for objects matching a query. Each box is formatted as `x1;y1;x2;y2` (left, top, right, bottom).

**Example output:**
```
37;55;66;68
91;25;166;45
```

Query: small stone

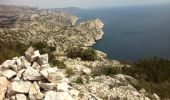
82;67;91;75
29;82;44;100
39;54;48;65
3;70;16;79
16;94;27;100
39;82;56;90
23;67;42;81
57;82;69;92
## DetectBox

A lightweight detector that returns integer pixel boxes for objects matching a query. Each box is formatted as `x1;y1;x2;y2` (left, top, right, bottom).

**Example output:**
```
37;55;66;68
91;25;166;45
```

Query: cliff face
0;5;160;100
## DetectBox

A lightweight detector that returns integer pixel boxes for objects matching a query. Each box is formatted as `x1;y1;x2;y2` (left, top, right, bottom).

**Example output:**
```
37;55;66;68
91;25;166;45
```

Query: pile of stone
0;47;75;100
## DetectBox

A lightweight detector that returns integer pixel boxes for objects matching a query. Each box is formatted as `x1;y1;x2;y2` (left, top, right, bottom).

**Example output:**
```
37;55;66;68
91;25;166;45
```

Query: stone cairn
0;47;75;100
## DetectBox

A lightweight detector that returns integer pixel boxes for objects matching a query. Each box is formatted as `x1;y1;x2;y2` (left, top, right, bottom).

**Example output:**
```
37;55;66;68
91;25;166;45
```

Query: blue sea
71;4;170;61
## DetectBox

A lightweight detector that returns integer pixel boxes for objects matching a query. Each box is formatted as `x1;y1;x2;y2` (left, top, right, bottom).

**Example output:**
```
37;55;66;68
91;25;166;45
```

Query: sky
0;0;170;9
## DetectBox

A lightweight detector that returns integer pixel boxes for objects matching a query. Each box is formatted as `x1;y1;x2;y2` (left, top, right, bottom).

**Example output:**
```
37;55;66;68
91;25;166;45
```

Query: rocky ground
0;47;160;100
0;5;161;100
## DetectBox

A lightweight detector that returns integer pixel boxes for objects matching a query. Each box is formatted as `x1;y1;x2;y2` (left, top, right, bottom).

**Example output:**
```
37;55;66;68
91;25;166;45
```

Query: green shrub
75;76;83;84
0;41;28;64
67;47;82;58
92;65;122;76
66;68;74;76
32;42;56;54
67;47;97;61
80;48;97;61
51;60;66;69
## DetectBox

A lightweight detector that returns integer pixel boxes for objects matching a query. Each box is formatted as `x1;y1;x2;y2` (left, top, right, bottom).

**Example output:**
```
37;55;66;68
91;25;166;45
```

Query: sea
71;4;170;61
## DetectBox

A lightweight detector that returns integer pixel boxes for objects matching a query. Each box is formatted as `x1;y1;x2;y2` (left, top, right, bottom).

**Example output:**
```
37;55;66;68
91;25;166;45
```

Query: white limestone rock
57;82;69;92
39;54;48;65
82;67;91;75
3;70;16;79
40;67;58;78
1;60;16;68
16;58;22;70
20;56;31;68
8;81;32;95
23;67;42;81
29;82;44;100
25;46;34;62
15;94;27;100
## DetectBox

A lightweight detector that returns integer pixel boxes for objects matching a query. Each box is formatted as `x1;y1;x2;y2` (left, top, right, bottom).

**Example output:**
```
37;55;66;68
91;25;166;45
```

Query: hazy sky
0;0;170;8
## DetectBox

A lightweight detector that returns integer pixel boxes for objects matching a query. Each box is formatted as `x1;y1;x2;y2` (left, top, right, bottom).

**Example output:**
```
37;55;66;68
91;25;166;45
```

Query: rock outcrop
0;48;73;100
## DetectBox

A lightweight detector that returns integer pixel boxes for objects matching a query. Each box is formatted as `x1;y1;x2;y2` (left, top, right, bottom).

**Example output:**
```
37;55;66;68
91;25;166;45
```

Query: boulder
1;60;16;68
3;70;16;79
0;77;10;100
15;94;27;100
23;67;42;81
29;82;44;100
44;91;74;100
7;81;32;95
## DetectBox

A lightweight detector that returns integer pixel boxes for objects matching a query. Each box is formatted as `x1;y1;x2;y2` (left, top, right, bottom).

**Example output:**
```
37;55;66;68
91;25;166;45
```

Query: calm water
72;4;170;61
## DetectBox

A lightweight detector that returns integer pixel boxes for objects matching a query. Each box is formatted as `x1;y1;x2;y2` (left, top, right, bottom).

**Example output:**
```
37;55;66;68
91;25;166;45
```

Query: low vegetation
66;67;74;77
75;76;84;84
121;57;170;99
0;41;29;64
67;47;97;61
92;65;122;76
